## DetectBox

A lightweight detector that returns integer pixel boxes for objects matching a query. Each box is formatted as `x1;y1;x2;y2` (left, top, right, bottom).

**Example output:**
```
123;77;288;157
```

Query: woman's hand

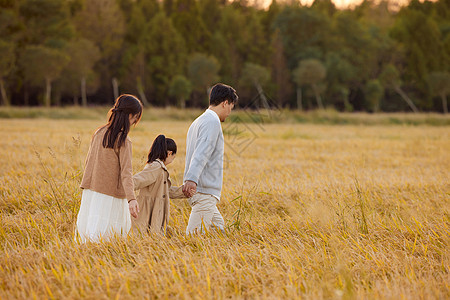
129;199;139;218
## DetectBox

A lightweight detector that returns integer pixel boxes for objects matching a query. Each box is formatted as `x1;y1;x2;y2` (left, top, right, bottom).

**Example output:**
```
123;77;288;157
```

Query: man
182;83;238;234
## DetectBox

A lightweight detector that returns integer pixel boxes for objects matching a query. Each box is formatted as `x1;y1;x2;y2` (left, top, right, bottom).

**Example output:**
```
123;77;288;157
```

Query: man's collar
206;108;220;122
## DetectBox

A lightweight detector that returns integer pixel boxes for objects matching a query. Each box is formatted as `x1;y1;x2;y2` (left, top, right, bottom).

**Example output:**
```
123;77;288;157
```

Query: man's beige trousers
186;193;225;234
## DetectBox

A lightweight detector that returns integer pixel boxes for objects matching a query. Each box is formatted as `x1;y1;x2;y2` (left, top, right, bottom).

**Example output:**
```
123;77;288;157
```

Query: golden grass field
0;112;449;299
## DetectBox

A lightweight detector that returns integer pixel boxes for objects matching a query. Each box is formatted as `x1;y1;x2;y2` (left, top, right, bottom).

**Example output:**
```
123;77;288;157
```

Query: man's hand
183;180;197;198
129;199;139;218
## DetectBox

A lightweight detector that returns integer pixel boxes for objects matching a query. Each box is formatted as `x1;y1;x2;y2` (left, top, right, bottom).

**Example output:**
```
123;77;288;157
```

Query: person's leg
186;193;220;234
210;199;225;232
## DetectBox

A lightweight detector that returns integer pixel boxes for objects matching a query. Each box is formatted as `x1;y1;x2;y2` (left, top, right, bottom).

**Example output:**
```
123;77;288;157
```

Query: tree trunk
54;90;61;106
112;77;119;102
255;81;270;109
312;84;324;110
24;86;29;106
343;89;352;112
394;85;418;113
81;77;87;107
441;93;448;114
0;78;10;106
178;97;185;109
73;95;79;106
374;98;380;113
136;76;149;106
45;77;52;107
296;87;302;110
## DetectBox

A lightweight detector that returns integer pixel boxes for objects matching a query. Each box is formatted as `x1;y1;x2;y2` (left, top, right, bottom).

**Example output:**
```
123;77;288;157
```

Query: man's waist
197;187;221;201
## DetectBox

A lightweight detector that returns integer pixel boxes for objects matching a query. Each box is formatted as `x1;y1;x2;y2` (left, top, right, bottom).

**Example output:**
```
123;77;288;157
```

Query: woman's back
80;126;135;201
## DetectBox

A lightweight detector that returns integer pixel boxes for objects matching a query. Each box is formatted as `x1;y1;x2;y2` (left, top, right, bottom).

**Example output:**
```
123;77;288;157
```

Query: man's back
184;109;224;200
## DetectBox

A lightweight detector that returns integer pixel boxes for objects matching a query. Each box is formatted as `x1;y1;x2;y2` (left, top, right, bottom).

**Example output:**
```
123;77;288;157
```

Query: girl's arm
133;163;161;190
169;185;185;199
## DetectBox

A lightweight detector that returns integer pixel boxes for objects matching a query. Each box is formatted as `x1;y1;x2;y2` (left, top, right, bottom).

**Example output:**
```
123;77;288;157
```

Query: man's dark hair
209;83;238;106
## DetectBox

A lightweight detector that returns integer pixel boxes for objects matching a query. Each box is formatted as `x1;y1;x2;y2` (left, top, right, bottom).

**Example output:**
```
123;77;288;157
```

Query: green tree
144;12;186;105
169;75;192;108
390;5;449;108
311;0;337;18
198;0;222;30
74;0;126;101
331;11;377;83
188;53;220;101
0;0;23;42
120;0;160;106
20;45;69;107
325;52;356;111
274;6;331;68
293;59;327;110
20;0;74;47
380;64;419;113
270;29;293;107
0;40;15;106
365;79;384;112
241;62;271;108
427;72;450;114
171;0;210;52
60;39;101;106
391;6;448;79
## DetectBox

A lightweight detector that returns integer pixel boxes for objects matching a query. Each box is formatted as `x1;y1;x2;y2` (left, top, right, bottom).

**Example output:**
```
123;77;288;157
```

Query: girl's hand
129;199;139;218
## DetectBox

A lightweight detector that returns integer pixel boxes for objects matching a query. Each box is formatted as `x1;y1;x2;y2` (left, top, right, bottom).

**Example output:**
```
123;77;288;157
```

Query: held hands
182;180;197;198
128;199;139;218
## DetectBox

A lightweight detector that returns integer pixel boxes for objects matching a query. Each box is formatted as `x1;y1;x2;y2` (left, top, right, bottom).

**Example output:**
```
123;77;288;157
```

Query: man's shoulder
190;112;218;129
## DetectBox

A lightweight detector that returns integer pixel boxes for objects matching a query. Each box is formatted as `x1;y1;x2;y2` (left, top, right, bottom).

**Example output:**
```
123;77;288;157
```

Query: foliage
187;52;220;98
0;0;449;112
169;75;192;108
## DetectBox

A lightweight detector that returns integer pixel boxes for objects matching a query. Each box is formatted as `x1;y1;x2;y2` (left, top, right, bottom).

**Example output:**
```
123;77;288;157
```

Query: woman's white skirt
75;189;131;243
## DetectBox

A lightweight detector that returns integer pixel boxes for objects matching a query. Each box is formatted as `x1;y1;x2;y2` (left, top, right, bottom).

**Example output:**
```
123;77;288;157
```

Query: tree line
0;0;449;112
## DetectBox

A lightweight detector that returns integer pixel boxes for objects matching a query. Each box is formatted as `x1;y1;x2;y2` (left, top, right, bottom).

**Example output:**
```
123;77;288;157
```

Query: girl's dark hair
147;135;177;163
103;94;143;149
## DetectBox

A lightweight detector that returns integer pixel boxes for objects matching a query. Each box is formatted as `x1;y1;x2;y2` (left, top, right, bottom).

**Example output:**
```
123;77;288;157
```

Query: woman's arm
119;139;136;202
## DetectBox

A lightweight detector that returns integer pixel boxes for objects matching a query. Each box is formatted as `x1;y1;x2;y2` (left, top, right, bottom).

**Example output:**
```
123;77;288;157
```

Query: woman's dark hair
209;83;238;106
102;94;143;149
147;135;177;163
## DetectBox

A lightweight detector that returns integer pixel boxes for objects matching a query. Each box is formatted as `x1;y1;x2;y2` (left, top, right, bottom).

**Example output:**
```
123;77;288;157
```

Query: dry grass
0;115;449;299
1;106;449;126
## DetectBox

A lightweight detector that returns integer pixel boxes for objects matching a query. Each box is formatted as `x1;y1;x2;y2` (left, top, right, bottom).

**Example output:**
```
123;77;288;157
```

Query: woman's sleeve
133;163;161;190
119;139;136;201
169;185;185;199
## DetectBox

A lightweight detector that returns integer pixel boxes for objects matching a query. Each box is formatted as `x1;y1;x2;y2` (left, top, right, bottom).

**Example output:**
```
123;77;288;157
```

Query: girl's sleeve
119;139;136;201
169;185;185;199
133;163;161;190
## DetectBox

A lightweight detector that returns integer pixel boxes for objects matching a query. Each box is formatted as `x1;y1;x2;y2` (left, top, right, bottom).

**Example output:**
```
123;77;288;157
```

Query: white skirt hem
75;189;131;243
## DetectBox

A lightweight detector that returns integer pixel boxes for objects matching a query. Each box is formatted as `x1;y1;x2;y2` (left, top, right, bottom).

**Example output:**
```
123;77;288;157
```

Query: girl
132;135;188;235
76;94;143;243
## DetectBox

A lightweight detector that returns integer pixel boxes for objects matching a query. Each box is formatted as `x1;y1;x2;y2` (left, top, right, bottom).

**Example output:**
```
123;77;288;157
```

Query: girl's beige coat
131;159;184;234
